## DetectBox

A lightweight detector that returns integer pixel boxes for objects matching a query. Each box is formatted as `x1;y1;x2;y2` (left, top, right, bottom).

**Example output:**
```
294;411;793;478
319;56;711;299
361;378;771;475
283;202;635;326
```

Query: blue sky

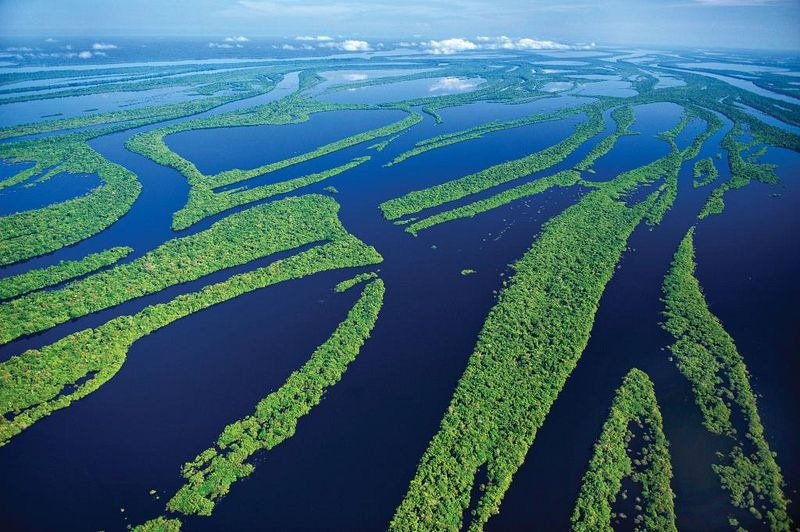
1;0;798;50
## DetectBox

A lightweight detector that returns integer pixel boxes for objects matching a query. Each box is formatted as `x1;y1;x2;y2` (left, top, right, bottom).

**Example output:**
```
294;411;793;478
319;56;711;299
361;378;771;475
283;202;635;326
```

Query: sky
1;0;798;51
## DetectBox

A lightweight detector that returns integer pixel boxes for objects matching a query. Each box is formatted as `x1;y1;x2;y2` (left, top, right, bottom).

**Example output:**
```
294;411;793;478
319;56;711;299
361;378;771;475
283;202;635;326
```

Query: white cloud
341;39;371;51
429;76;480;92
421;35;577;54
343;73;369;81
91;42;117;50
485;35;571;51
44;38;57;43
423;38;478;55
511;37;571;50
209;36;248;48
281;44;298;50
296;35;333;41
319;39;372;52
0;46;114;61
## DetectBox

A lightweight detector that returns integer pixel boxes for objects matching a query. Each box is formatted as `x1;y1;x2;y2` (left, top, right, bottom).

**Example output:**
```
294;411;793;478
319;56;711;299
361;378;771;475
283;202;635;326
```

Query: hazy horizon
1;0;799;51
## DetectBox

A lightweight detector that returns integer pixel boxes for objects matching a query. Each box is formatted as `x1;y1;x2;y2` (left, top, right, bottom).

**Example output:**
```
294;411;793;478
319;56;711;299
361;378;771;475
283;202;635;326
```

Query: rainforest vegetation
661;229;791;530
0;195;382;445
570;369;676;532
0;195;353;345
381;107;604;221
148;278;385;521
390;160;675;531
0;246;131;300
0;46;797;532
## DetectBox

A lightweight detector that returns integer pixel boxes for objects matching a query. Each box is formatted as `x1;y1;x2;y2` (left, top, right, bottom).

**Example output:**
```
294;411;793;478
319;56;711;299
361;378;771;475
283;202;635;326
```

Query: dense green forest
0;45;796;531
662;229;790;530
571;369;676;532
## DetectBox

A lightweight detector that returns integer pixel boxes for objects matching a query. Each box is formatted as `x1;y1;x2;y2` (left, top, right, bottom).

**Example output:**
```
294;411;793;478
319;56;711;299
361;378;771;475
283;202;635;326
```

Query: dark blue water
586;102;682;181
492;109;740;531
0;73;302;279
693;147;800;523
0;65;798;532
0;161;34;181
165;109;406;176
0;171;101;215
0;96;586;531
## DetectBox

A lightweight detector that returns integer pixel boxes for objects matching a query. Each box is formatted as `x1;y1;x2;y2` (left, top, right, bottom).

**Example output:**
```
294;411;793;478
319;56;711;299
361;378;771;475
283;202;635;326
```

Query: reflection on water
318;76;484;104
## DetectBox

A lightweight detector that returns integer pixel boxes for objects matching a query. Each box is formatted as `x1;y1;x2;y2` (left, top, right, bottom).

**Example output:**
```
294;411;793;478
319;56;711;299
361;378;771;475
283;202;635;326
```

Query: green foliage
0;94;241;141
171;156;370;230
0;138;141;265
0;64;279;107
127;101;421;229
0;246;131;300
386;105;586;167
661;229;791;530
640;151;683;227
571;369;676;532
334;271;378;293
381;107;604;221
402;106;693;236
0;68;309;263
406;170;582;235
161;279;384;517
391;169;668;531
297;69;325;91
399;97;704;236
206;110;420;191
575;105;635;171
693;157;719;188
680;105;724;160
0;196;383;445
0;195;356;345
125;95;346;186
2;53;799;530
368;135;399;152
0;64;291;141
700;125;779;219
133;516;182;532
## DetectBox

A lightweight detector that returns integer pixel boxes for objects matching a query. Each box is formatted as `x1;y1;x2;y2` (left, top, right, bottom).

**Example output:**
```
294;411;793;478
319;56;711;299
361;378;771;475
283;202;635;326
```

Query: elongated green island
390;160;676;531
661;229;790;530
0;195;383;445
0;43;798;532
0;195;350;345
0;246;132;300
135;278;384;527
571;369;676;532
381;107;604;221
126;98;422;230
